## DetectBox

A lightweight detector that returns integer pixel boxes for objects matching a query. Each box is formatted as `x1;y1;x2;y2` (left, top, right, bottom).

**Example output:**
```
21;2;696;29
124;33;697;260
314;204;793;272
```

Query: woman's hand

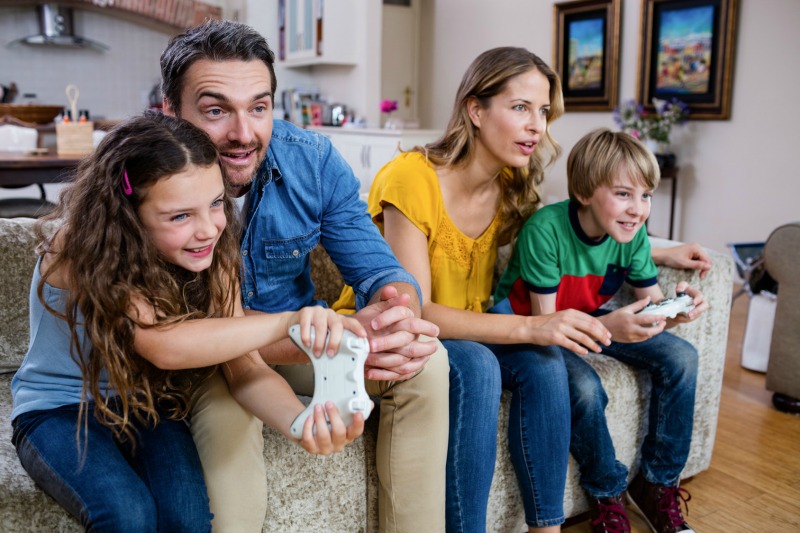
651;243;713;278
297;401;367;455
292;306;368;358
515;310;612;355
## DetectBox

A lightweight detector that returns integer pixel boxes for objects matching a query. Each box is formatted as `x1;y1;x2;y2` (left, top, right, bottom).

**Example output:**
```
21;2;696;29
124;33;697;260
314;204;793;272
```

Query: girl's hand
666;282;708;328
601;298;667;343
519;310;612;355
297;401;367;455
293;307;368;358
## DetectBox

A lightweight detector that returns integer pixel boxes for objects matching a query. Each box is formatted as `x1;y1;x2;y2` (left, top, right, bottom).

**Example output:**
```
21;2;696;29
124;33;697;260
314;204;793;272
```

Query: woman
335;47;711;532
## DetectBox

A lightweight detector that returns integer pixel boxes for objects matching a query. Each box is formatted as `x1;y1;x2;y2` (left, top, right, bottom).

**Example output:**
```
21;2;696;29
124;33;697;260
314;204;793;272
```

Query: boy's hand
293;307;368;358
602;298;667;343
297;401;367;455
665;282;708;327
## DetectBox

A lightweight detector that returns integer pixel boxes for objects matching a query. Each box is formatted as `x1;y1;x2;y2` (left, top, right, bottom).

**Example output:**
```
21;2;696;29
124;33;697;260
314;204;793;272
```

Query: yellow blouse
333;152;502;314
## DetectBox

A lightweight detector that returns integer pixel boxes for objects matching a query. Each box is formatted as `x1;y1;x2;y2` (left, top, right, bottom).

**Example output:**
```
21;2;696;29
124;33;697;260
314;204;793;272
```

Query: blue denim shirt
240;120;420;312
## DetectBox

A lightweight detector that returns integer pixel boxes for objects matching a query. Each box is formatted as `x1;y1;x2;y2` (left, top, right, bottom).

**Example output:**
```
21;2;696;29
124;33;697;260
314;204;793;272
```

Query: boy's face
576;168;653;243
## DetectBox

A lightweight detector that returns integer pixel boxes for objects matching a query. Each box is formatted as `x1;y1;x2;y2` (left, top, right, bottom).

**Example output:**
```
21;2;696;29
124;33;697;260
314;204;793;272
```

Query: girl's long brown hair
416;47;565;245
36;112;242;444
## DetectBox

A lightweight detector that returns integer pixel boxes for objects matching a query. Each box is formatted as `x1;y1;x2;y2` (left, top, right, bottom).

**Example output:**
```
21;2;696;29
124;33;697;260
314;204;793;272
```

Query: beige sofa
0;218;733;532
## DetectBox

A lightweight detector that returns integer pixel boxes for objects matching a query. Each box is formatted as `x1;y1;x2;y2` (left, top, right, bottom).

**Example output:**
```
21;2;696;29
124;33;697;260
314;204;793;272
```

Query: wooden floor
564;288;800;532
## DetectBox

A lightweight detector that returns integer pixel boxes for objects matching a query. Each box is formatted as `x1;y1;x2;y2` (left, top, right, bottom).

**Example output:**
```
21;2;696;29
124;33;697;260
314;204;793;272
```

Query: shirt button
292;249;299;256
243;250;249;256
247;291;254;297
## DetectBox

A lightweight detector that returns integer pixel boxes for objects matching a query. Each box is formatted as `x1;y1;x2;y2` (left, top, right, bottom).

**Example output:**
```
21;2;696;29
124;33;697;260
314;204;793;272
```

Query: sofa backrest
0;218;41;372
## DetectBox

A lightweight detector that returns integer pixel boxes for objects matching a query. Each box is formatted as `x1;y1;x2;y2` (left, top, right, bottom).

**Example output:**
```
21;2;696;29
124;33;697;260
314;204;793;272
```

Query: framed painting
553;0;621;111
637;0;738;120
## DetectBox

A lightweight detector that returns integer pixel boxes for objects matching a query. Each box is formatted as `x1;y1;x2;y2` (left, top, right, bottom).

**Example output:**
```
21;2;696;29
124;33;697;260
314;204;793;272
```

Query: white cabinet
310;127;440;195
278;0;357;67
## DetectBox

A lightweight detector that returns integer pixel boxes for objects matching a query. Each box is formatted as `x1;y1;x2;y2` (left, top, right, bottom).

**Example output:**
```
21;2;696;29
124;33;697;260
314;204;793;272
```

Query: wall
0;6;172;120
247;0;382;128
418;0;800;255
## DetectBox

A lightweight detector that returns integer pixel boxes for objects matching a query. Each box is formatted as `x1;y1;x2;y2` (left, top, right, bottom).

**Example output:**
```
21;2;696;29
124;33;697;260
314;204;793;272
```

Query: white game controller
288;324;373;438
637;293;695;319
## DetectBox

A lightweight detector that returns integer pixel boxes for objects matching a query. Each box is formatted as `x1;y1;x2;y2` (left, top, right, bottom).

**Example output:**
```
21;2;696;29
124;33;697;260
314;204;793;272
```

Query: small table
0;149;82;188
659;165;679;240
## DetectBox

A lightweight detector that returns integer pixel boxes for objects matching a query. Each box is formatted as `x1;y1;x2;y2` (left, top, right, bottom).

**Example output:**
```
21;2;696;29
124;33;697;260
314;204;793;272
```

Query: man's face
170;59;273;197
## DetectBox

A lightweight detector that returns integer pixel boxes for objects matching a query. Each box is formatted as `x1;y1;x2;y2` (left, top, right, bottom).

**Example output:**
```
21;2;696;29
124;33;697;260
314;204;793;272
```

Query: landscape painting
553;0;620;111
638;0;739;119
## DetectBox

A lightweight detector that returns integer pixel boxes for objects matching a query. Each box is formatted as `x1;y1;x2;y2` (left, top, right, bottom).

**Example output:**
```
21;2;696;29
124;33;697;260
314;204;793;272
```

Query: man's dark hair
160;19;277;113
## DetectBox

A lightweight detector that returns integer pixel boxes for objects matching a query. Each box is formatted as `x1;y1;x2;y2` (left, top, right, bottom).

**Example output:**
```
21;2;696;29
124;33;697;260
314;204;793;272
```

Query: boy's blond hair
567;128;660;201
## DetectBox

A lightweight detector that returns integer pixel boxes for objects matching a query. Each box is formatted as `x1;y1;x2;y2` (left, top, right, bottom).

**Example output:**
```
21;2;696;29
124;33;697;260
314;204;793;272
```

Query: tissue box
56;121;94;156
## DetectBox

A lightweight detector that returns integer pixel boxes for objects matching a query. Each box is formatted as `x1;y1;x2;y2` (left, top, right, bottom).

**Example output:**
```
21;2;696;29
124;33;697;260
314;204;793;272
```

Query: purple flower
380;99;398;113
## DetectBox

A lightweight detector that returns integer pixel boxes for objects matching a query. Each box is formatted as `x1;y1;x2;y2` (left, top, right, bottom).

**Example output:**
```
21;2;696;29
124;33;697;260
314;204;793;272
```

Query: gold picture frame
637;0;738;120
553;0;621;112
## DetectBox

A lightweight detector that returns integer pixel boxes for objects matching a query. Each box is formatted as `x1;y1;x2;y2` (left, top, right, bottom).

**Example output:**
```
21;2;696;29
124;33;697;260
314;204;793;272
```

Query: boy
494;128;707;533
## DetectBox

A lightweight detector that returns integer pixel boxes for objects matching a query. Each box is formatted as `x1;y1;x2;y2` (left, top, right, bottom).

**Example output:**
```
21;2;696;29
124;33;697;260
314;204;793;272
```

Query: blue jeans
444;339;570;532
563;331;698;498
13;402;212;533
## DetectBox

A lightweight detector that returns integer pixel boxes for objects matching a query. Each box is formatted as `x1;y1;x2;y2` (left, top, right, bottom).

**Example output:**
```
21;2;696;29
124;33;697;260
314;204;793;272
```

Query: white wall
0;6;170;120
418;0;800;254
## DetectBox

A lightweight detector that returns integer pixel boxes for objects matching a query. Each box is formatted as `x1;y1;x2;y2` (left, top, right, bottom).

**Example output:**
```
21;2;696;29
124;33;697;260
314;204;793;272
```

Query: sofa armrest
614;241;734;477
764;222;800;398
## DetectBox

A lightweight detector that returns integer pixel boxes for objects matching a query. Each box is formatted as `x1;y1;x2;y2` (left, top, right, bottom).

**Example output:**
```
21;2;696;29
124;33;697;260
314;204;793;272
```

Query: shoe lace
592;498;631;533
658;485;692;528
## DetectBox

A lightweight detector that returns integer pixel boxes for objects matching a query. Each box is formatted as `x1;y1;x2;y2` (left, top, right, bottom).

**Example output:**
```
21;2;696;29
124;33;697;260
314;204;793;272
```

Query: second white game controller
288;325;373;438
637;293;695;319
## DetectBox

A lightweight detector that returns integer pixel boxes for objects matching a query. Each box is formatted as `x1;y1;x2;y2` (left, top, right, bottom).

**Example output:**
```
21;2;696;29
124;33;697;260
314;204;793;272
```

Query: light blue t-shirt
11;258;111;421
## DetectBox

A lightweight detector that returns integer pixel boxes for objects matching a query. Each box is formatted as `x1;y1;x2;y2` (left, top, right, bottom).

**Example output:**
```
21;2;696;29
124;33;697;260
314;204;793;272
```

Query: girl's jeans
443;339;571;532
13;401;212;533
562;330;698;498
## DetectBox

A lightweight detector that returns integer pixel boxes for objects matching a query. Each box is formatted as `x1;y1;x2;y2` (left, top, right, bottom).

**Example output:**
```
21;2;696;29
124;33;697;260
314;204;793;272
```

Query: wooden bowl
0;104;64;124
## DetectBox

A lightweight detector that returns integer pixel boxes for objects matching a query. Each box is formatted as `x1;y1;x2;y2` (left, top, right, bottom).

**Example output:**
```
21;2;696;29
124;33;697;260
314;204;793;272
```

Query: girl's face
576;168;653;243
469;68;551;171
137;163;227;272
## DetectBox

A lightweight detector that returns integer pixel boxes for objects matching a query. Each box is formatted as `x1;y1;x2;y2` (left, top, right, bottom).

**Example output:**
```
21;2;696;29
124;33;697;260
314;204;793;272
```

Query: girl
334;47;712;533
11;112;366;533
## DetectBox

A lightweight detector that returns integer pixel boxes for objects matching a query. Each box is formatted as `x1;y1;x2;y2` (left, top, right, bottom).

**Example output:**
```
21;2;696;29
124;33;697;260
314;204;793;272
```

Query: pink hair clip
122;169;133;196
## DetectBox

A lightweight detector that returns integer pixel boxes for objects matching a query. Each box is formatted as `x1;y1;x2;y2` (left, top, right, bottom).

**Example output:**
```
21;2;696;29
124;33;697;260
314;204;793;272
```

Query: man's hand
354;285;440;382
652;242;713;279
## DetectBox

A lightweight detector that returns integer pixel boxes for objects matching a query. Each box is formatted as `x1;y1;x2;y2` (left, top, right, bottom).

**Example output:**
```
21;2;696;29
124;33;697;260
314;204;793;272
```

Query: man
160;20;449;532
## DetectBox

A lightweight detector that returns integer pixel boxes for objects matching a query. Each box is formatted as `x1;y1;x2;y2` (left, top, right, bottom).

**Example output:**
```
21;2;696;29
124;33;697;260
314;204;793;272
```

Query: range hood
8;4;109;52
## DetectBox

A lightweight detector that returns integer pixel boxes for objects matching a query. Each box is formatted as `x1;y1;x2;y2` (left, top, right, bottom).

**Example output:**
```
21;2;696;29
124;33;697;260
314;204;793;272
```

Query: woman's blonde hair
416;47;564;244
567;128;660;201
36;112;241;445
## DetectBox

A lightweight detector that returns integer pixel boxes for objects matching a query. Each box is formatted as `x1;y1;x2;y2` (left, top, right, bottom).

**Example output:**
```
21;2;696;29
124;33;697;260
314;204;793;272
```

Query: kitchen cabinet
278;0;357;67
310;127;440;195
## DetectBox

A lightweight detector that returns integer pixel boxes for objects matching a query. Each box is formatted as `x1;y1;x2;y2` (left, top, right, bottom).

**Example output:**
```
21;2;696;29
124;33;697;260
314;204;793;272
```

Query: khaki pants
190;337;449;533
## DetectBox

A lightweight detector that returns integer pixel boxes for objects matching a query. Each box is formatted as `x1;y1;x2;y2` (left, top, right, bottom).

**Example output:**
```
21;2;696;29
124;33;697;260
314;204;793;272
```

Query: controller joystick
637;294;695;319
288;325;372;438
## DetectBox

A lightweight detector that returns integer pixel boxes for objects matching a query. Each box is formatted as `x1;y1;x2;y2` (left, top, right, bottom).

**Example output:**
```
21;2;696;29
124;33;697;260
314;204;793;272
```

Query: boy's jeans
562;331;698;498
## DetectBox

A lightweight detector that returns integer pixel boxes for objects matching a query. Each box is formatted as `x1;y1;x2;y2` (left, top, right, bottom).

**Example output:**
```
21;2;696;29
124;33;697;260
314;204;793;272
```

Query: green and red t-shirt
494;200;658;316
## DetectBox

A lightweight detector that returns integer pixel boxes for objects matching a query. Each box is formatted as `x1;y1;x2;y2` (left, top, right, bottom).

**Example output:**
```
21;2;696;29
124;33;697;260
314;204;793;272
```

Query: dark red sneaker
590;494;631;533
627;472;695;533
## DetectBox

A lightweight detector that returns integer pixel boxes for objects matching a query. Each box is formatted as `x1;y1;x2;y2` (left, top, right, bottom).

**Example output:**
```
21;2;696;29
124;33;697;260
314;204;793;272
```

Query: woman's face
469;69;551;171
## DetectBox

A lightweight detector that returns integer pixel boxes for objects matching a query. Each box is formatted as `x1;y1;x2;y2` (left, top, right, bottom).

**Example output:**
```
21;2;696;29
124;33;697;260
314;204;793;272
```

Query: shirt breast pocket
261;229;320;288
598;263;629;296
